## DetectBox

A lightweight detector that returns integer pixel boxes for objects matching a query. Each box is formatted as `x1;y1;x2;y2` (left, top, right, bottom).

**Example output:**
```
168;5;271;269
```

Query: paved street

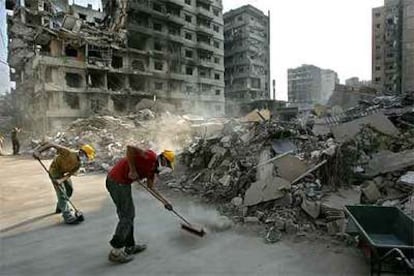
1;156;369;276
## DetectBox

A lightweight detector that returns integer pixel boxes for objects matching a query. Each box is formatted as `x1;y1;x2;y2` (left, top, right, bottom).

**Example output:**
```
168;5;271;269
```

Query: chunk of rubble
301;198;321;219
363;150;414;177
398;171;414;187
361;181;381;203
243;176;291;207
273;155;309;182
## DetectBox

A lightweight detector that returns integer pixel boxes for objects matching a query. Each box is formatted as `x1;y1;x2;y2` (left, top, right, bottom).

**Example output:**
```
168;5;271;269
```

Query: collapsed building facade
8;0;225;132
223;5;270;116
372;0;414;95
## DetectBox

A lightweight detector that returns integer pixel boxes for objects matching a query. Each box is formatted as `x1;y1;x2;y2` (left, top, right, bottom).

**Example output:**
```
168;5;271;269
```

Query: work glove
164;203;173;211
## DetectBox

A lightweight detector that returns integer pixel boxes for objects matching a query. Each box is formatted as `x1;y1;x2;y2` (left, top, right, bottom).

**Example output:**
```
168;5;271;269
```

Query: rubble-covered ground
26;95;414;244
162;94;414;243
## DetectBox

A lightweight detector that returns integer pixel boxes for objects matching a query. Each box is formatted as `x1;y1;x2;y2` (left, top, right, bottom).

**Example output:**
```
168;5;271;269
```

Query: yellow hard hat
162;150;175;169
80;144;95;160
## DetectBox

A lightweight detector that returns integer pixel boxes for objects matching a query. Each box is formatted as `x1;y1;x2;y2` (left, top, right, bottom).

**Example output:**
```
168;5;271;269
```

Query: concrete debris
244;176;291;207
301;198;321;219
273;155;309;182
361;181;382;203
331;113;399;142
398;171;414;187
363;150;414;177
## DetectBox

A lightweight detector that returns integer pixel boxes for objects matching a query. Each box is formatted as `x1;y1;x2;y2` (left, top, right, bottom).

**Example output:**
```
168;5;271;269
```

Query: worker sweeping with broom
106;145;176;263
33;142;95;224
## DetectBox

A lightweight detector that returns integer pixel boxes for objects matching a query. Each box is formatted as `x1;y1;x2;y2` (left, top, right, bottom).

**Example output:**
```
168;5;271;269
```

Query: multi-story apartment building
223;5;270;116
402;0;414;93
8;0;225;132
288;65;338;109
372;0;414;94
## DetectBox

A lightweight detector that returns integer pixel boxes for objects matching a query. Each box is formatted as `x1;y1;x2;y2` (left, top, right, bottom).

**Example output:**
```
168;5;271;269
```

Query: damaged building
8;0;225;132
223;5;270;116
372;0;414;94
287;64;339;110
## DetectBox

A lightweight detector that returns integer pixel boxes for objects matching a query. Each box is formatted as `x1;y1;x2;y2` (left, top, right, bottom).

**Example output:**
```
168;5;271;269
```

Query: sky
1;0;384;99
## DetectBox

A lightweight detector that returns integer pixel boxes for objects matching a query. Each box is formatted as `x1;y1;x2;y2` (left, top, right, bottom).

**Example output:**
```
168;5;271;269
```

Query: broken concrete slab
331;112;399;142
219;174;231;187
361;181;381;203
398;171;414;187
301;198;321;219
321;188;360;211
243;176;291;207
273;155;309;182
363;149;414;177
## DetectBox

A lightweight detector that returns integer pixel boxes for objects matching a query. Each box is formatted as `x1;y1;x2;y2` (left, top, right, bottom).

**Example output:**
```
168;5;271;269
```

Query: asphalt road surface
0;156;369;275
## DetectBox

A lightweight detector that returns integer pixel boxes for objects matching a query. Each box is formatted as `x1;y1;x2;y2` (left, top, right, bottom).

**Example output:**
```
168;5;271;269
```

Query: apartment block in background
223;5;270;116
288;64;338;110
372;0;414;94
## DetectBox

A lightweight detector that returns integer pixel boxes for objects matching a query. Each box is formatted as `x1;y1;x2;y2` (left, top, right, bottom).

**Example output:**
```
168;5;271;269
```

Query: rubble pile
171;95;414;242
34;111;193;171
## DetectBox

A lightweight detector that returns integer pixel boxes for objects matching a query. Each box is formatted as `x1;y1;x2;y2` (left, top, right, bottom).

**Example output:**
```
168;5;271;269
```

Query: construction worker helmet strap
80;144;96;160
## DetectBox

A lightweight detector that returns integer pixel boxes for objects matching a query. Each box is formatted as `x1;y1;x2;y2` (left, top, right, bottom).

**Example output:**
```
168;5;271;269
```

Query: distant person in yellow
33;143;95;224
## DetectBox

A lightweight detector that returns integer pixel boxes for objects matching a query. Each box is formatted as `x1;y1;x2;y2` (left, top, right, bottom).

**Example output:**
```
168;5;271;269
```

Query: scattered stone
244;216;260;224
264;227;282;243
231;196;243;207
361;181;381;203
301;198;321;219
398;171;414;187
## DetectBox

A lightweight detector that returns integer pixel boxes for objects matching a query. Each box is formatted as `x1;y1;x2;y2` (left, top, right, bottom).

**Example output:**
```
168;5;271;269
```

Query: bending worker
33;143;95;224
106;145;175;263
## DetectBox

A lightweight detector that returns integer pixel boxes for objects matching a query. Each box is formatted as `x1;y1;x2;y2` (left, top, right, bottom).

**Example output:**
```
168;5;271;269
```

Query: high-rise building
288;65;338;109
402;0;414;93
223;5;270;116
8;0;225;131
372;0;414;94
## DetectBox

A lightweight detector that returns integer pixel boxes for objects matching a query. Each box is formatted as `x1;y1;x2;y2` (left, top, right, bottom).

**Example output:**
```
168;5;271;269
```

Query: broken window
65;45;78;57
45;67;54;83
214;41;220;49
185;50;193;58
127;32;147;50
132;59;145;71
166;4;180;16
185;32;193;40
186;67;193;75
64;93;80;109
201;84;211;91
196;1;209;11
168;26;180;36
88;71;105;88
111;95;127;112
153;3;162;12
376;66;381;71
154;61;163;71
197;34;210;44
213;9;219;16
251;78;260;89
214;73;220;80
108;73;124;91
214;57;220;64
185;0;191;5
154;42;162;51
111;56;123;69
90;98;104;113
185;15;192;23
153;22;162;31
199;68;208;78
154;82;163;90
79;13;87;20
215;89;221;95
65;73;83;88
213;25;219;33
130;75;146;91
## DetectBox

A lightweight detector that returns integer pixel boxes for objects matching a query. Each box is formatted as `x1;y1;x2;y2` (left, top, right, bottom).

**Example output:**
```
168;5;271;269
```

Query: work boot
108;249;134;264
124;244;147;255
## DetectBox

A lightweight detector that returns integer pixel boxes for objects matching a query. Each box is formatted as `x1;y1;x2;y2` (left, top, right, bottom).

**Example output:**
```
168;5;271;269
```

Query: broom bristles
181;224;206;237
